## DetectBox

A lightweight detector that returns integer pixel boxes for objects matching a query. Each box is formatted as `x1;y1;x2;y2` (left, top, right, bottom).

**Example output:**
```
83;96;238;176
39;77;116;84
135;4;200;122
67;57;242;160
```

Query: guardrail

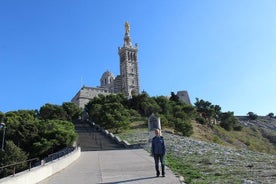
0;147;81;184
44;147;75;163
0;146;76;179
0;158;39;177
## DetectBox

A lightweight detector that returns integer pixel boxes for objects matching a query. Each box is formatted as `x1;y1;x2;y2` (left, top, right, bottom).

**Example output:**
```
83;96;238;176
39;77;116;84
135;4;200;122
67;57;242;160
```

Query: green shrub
196;116;207;125
233;125;243;131
212;135;223;144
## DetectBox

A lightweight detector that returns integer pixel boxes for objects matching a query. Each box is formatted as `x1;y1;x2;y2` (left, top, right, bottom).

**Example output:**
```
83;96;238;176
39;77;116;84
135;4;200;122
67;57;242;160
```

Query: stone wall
71;86;111;109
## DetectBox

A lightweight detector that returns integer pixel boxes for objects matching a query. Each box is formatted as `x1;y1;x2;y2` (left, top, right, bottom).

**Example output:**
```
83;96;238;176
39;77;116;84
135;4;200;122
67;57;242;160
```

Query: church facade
71;22;140;109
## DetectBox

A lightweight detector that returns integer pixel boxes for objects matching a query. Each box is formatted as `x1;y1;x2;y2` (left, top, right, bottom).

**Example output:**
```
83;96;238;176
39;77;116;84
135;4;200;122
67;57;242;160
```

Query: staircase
74;122;125;151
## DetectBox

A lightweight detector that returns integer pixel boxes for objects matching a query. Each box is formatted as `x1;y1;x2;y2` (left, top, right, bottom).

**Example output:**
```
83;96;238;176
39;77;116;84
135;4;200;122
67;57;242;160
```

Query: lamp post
0;123;6;151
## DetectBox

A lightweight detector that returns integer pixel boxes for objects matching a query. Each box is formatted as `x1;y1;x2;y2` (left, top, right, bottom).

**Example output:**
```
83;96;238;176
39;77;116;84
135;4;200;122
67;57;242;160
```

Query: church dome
101;70;115;79
100;70;115;87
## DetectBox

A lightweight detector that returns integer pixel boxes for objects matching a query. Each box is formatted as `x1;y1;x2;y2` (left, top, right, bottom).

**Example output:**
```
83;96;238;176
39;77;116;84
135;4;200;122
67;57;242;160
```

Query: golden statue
125;21;130;34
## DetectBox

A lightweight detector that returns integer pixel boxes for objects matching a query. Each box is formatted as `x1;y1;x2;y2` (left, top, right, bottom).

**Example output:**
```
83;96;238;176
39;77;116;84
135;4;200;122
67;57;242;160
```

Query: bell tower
118;22;140;97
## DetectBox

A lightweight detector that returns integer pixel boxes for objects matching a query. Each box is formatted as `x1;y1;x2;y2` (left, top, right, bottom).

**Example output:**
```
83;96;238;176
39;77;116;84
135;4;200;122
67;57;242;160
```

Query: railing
0;146;76;178
44;147;75;163
0;158;39;176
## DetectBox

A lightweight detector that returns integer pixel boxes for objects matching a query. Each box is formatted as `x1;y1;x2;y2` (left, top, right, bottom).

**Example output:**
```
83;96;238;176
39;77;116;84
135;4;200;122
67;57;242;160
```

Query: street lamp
0;123;6;151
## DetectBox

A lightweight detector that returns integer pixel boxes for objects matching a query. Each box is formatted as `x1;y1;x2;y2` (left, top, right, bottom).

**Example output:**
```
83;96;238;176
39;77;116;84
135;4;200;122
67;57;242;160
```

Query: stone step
75;122;124;151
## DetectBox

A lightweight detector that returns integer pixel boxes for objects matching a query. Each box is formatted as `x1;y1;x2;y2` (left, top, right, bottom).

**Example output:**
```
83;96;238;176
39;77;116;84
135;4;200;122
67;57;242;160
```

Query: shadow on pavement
99;176;157;184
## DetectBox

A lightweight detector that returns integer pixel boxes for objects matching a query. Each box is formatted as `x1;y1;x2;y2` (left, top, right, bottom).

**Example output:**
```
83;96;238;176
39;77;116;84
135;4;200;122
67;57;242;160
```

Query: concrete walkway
38;149;181;184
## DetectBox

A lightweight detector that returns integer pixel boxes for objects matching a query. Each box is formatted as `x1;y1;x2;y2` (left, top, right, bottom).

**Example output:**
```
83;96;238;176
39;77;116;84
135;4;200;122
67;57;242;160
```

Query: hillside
191;116;276;154
116;118;276;183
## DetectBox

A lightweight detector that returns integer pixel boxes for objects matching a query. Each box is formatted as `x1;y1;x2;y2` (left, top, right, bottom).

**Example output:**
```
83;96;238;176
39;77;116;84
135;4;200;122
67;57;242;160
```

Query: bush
196;116;207;125
219;112;238;131
158;114;169;127
174;118;193;136
247;112;258;120
212;135;223;144
233;125;243;131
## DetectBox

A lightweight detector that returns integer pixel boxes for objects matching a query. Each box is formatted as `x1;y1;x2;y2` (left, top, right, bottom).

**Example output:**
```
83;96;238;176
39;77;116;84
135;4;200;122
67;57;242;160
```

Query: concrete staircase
75;122;125;151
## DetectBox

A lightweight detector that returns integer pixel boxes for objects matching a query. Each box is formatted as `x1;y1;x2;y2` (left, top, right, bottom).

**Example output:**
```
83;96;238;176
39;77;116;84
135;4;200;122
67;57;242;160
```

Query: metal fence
44;147;75;163
0;146;76;178
0;158;39;177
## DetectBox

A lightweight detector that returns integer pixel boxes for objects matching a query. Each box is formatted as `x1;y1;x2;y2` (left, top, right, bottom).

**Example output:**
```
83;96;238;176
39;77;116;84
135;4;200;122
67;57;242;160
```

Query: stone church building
71;22;140;109
71;22;191;109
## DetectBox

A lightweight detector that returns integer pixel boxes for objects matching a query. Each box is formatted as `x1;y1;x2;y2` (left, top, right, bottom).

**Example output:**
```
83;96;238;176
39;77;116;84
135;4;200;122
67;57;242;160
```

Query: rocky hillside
191;116;276;154
116;119;276;183
237;116;276;131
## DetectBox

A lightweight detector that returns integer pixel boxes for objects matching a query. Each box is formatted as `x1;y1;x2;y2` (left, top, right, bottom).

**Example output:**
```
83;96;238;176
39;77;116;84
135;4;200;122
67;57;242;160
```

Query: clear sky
0;1;275;115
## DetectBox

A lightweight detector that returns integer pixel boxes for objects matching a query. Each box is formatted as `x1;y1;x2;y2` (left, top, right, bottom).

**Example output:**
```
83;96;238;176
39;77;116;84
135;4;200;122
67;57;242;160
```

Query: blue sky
0;1;275;115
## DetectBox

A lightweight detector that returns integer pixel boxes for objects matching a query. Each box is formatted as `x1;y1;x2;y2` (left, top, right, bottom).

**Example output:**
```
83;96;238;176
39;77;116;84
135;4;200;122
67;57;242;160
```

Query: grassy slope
121;119;276;154
190;120;276;154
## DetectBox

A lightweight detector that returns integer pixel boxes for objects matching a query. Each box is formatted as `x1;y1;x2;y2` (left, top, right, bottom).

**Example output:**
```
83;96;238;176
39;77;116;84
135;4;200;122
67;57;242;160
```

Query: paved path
39;149;181;184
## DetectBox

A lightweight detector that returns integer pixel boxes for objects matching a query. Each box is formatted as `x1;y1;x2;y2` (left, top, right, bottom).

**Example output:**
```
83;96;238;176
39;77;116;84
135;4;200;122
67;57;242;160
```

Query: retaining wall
0;147;81;184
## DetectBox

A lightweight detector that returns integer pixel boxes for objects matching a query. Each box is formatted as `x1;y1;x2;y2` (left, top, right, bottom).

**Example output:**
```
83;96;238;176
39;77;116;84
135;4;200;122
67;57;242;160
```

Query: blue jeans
154;154;165;176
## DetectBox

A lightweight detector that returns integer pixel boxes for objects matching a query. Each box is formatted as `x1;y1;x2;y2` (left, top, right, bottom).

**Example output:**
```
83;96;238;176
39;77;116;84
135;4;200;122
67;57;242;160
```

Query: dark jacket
151;136;166;155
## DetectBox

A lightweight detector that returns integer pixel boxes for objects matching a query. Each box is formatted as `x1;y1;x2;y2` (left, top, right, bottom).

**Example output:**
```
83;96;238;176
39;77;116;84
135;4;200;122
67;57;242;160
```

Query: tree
100;102;130;132
173;105;187;119
39;103;67;120
219;111;239;131
158;114;170;127
3;109;77;159
0;141;28;178
267;112;274;119
194;98;218;123
169;92;179;102
213;105;222;119
128;92;160;116
174;118;193;136
86;93;195;136
247;112;258;120
0;111;4;122
153;96;172;115
86;95;131;132
182;104;196;116
37;120;77;154
4;110;39;154
62;102;82;121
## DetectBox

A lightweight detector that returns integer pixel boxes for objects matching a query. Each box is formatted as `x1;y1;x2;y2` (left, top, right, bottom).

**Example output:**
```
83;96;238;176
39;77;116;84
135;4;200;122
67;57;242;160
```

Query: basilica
71;22;191;109
71;22;140;109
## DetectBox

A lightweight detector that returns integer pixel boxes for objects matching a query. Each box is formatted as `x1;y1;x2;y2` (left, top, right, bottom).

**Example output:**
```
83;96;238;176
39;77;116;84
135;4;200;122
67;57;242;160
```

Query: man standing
151;128;166;177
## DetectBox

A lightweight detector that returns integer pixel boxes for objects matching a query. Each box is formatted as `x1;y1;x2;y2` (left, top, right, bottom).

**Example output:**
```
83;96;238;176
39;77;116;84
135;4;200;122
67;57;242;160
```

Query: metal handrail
44;147;75;163
0;158;39;176
0;147;76;178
